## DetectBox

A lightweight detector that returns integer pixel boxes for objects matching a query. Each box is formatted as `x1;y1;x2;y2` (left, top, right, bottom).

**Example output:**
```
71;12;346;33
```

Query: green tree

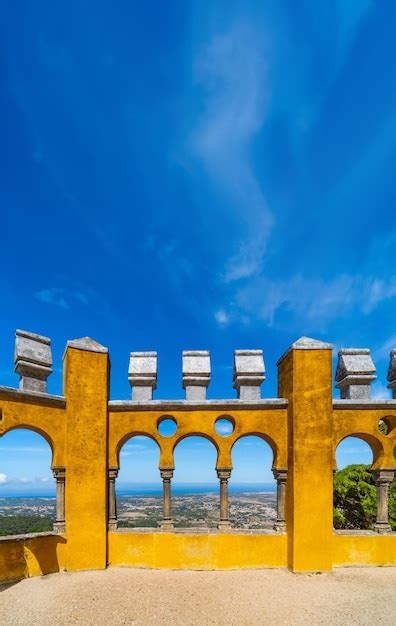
334;464;396;531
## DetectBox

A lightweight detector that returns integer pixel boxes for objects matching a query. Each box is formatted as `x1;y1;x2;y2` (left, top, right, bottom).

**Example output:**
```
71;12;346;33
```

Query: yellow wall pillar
63;337;109;571
278;337;334;572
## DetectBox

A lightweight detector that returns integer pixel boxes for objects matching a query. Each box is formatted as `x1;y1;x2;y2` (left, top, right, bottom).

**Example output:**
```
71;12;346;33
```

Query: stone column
52;467;66;533
108;468;118;531
233;350;265;400
217;469;231;530
160;469;174;530
372;469;394;533
14;329;53;393
273;469;287;532
335;348;376;399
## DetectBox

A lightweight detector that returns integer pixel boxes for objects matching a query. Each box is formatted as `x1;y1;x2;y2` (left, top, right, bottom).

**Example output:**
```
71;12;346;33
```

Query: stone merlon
387;349;396;399
182;350;211;401
14;329;52;393
233;350;265;401
335;348;376;400
128;351;157;401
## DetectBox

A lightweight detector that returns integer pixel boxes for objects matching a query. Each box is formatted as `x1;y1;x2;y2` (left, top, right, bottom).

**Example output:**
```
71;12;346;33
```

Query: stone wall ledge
333;399;396;410
109;399;288;412
333;529;396;535
0;386;65;408
0;531;60;543
111;528;282;535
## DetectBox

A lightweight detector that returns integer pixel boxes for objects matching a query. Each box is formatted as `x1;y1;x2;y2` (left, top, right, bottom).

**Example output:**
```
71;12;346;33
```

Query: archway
0;429;55;535
116;435;161;528
173;436;218;528
230;436;276;529
334;436;375;530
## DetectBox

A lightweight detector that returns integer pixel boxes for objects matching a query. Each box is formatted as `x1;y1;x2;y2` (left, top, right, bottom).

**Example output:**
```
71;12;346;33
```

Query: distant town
0;491;277;535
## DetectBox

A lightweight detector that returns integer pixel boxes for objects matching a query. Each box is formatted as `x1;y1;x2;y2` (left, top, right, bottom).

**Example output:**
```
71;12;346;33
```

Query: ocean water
0;483;276;499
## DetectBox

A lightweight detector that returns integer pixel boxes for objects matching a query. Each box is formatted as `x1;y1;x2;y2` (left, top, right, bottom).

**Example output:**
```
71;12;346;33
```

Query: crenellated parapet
0;329;395;580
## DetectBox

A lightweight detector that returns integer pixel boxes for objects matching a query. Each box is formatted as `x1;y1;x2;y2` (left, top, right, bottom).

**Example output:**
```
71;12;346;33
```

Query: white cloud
35;286;92;309
19;477;31;484
215;309;229;326
0;473;8;485
188;19;273;281
35;476;50;483
230;272;396;329
35;287;69;309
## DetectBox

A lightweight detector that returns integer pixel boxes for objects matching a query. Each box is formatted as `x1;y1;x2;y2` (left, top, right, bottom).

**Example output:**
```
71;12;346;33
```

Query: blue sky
0;1;394;492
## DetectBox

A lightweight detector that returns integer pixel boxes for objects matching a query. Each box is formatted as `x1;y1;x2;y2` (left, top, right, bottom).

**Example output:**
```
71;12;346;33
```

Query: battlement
0;330;395;581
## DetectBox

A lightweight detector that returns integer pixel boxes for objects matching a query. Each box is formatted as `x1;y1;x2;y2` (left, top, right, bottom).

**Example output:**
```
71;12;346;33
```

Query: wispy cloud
188;16;272;281
214;309;229;327
223;272;396;329
0;473;8;485
36;287;69;309
35;285;93;309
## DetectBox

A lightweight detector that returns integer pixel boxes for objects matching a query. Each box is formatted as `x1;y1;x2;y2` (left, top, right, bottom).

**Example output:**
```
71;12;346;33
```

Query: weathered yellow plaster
108;531;287;569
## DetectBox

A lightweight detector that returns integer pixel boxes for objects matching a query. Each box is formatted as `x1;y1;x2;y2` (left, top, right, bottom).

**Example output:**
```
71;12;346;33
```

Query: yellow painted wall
333;533;396;566
278;342;334;572
0;335;395;583
63;343;109;571
0;534;67;582
108;532;287;569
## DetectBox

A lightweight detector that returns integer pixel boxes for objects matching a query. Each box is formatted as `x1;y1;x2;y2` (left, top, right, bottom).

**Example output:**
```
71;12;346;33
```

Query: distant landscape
0;484;277;535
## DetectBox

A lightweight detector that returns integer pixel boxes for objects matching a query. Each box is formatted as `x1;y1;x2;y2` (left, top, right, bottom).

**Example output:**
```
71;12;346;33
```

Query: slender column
161;469;174;530
217;469;231;530
108;468;118;530
273;469;287;532
372;470;394;533
52;467;66;533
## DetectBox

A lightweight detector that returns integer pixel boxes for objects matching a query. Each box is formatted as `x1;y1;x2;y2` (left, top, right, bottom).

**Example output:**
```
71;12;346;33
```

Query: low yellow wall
108;531;288;569
333;533;396;567
0;534;67;583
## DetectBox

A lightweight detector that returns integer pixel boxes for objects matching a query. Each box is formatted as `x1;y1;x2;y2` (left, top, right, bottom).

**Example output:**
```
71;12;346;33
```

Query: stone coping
0;531;62;543
109;399;288;412
0;386;66;407
111;527;284;535
333;529;396;536
333;399;396;410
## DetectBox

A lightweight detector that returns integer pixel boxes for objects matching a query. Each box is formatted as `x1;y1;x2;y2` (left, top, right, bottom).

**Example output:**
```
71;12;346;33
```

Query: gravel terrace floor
1;567;395;625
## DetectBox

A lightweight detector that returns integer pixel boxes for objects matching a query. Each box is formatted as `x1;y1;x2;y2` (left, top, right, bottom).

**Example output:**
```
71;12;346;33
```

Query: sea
0;483;276;499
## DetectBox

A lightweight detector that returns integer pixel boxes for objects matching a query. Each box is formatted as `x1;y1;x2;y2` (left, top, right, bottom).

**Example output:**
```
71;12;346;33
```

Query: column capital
160;469;174;480
108;468;119;480
273;468;287;482
371;468;394;485
52;466;66;480
217;468;232;480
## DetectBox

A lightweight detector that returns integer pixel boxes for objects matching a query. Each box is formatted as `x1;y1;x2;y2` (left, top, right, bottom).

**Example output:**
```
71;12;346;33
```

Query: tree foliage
334;464;396;531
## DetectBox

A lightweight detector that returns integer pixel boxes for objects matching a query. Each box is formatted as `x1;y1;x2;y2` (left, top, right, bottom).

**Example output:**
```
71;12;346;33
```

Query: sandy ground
1;567;395;625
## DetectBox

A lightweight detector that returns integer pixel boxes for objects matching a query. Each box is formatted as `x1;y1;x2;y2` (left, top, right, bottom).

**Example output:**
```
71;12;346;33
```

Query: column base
274;521;286;533
108;520;118;531
373;522;392;534
218;520;231;530
53;522;66;534
161;520;174;531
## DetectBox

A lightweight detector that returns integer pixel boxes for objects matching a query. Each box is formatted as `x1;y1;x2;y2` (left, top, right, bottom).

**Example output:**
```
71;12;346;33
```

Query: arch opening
229;436;277;529
0;429;55;536
333;436;376;531
172;436;218;529
116;435;162;529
